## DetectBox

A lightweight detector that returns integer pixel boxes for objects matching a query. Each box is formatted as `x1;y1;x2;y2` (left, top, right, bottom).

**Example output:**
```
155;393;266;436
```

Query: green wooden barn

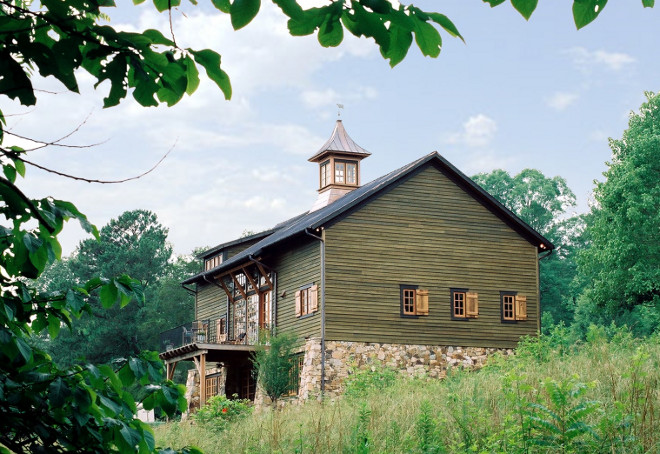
159;120;553;408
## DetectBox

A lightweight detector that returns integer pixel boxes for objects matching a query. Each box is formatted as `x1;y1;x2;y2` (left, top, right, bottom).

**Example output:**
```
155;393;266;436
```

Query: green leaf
573;0;608;29
0;52;37;106
511;0;538;20
642;0;654;6
273;0;303;19
483;0;507;6
212;0;231;12
100;284;119;309
14;159;26;178
48;315;61;339
153;0;181;12
191;49;232;99
230;0;261;30
49;377;70;407
411;17;442;58
184;56;200;95
427;13;464;42
15;337;33;363
318;15;344;47
381;23;412;67
3;165;16;184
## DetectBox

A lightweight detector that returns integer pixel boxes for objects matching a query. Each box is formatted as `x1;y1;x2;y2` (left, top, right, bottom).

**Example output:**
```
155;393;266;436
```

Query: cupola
309;120;370;212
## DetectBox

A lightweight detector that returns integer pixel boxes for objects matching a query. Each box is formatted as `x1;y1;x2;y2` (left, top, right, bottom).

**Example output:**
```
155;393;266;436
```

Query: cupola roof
308;120;371;162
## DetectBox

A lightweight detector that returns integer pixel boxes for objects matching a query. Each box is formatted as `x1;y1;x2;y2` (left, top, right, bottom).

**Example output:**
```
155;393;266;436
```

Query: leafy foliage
250;331;297;404
36;210;196;366
579;92;660;315
0;168;195;451
194;394;252;431
343;363;398;399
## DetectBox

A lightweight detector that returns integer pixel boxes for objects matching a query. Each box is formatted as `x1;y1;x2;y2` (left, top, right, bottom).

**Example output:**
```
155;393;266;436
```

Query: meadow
154;325;659;453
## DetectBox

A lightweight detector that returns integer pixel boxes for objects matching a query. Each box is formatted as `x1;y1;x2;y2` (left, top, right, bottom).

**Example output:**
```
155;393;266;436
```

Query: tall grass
154;326;659;453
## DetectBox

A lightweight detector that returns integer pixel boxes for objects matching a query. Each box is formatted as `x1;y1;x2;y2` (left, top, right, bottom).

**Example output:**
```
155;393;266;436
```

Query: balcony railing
159;317;241;352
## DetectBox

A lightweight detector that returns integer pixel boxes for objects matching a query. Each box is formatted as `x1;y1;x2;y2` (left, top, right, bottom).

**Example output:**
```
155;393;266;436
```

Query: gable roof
183;152;554;285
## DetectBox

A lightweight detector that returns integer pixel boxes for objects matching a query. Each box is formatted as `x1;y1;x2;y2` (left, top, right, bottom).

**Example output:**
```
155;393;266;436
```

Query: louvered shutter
416;289;429;315
515;294;527;320
309;285;319;312
466;292;479;318
295;290;301;317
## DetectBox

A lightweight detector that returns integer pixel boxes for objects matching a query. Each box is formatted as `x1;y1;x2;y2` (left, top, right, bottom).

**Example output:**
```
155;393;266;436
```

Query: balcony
159;317;244;353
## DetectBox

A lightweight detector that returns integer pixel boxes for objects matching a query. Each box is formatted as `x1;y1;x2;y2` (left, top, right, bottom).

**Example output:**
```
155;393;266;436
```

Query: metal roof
308;120;371;162
183;152;554;285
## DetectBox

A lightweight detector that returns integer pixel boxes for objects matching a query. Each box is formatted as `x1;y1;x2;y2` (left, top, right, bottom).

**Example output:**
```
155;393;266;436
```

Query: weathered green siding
270;239;321;341
196;281;226;321
324;165;540;348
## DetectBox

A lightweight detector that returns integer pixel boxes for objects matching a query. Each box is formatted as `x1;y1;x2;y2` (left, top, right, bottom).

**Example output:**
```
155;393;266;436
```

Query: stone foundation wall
183;366;226;418
298;338;514;400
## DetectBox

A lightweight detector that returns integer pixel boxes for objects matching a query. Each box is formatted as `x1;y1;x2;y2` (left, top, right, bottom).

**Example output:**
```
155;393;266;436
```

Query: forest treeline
37;93;660;368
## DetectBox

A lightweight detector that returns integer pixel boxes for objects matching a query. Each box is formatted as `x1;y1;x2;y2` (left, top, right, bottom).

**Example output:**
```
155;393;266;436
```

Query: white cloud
300;86;379;112
567;47;636;72
546;92;579;111
446;114;498;148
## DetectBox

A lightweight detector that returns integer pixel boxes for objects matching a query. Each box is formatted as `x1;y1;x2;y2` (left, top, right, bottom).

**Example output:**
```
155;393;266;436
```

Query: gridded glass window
403;288;416;315
335;162;345;183
286;354;304;397
453;292;466;317
502;294;515;321
320;161;331;187
346;162;357;184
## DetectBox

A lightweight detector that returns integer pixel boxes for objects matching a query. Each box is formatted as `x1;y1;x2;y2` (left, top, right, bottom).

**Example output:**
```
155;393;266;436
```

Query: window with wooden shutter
416;289;429;315
515;295;527;320
451;288;471;320
466;292;479;318
309;285;318;312
295;290;301;317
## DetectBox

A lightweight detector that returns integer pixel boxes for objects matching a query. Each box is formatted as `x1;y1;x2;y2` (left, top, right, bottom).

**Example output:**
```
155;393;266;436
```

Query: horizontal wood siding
196;281;227;321
270;239;321;341
324;166;539;349
226;239;261;259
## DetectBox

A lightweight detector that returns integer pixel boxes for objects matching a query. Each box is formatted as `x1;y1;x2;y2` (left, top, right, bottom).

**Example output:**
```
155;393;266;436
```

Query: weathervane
337;103;344;118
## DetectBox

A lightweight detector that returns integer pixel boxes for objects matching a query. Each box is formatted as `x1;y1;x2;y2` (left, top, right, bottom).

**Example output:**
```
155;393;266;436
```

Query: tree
472;169;583;324
251;331;297;406
36;210;189;365
579;92;660;316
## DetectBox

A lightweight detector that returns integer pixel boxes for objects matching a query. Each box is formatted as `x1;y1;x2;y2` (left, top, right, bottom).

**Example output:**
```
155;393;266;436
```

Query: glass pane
335;162;345;183
346;163;357;184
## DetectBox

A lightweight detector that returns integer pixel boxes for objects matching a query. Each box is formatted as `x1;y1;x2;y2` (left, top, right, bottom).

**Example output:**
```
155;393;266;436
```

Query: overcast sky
4;1;659;256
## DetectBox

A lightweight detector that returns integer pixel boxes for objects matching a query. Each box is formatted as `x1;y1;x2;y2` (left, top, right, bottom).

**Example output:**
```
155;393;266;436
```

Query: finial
337;103;344;118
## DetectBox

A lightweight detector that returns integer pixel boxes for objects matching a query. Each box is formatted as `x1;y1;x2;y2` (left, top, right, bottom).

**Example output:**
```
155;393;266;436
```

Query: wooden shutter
309;285;319;312
295;290;301;317
515;294;527;320
466;292;479;318
416;289;429;315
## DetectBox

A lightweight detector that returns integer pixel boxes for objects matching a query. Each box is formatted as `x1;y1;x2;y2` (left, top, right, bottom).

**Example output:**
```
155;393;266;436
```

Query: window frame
500;291;517;323
450;288;470;321
400;284;419;318
334;161;345;184
204;252;224;271
285;353;305;397
296;283;317;318
320;160;331;188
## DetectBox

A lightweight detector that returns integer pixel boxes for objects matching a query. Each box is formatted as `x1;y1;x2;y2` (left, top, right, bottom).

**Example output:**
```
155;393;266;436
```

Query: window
400;285;429;317
286;354;304;397
346;162;357;184
501;292;527;322
451;288;479;319
335;162;345;184
205;254;223;270
295;284;318;317
320;160;331;188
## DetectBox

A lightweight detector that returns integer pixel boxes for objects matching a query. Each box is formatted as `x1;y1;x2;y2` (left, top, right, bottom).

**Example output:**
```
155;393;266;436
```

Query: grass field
154;325;659;453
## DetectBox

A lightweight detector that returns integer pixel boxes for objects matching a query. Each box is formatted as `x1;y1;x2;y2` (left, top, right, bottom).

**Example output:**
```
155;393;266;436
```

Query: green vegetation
194;395;252;432
251;331;298;405
154;326;660;453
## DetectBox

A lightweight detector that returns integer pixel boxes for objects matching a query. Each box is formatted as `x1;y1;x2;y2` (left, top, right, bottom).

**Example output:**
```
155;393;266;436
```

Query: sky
4;1;660;257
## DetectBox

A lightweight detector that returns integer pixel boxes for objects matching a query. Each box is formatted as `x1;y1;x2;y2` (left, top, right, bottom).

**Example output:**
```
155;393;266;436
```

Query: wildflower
222;408;228;414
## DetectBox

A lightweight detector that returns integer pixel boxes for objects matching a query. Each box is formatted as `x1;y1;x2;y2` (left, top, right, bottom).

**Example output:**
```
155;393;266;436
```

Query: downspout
304;228;326;396
537;248;553;334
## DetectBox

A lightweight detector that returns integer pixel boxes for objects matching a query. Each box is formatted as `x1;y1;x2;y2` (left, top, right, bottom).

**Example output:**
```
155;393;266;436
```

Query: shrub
194;395;252;431
343;364;398;399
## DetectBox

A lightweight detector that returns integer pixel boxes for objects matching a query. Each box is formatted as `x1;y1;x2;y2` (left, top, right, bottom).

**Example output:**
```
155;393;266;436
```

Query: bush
194;395;252;431
343;364;398;399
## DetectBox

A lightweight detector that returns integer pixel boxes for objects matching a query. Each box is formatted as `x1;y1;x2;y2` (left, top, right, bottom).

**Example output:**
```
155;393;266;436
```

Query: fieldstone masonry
298;337;514;400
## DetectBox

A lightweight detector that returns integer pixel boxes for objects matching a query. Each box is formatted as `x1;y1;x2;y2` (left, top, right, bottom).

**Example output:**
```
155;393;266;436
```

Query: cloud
300;86;378;111
546;92;579;111
446;114;498;148
567;47;636;72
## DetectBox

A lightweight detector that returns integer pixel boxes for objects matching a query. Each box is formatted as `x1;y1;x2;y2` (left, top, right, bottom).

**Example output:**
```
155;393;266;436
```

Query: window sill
297;312;317;320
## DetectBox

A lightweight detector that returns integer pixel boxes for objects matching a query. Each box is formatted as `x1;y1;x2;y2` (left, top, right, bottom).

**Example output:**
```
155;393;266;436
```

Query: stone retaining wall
298;338;514;400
